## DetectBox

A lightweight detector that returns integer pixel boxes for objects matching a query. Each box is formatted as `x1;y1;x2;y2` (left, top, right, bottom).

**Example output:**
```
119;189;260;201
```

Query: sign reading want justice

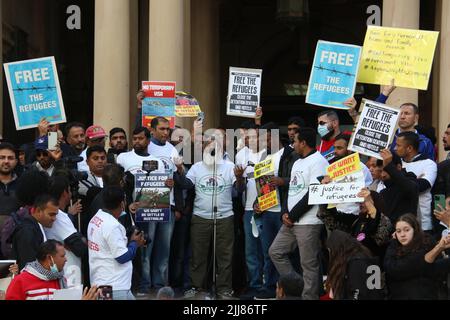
348;99;399;159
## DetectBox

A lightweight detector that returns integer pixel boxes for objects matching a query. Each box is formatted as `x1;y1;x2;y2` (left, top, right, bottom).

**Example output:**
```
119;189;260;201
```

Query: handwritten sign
348;99;399;159
227;67;262;118
3;57;66;130
306;41;361;110
357;26;439;90
308;181;365;205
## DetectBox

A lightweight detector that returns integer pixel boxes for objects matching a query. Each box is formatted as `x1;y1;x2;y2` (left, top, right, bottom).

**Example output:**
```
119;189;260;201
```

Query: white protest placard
308;181;365;205
348;99;399;159
227;67;262;118
53;285;83;300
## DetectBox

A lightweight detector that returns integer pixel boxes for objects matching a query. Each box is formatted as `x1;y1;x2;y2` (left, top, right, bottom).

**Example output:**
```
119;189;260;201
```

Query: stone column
148;0;190;128
191;0;220;130
438;0;450;161
93;0;130;133
382;0;419;106
0;0;3;136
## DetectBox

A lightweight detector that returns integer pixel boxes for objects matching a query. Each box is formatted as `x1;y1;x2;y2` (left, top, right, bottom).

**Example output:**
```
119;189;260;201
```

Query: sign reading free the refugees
348;99;400;159
4;57;66;130
306;41;361;110
227;67;262;118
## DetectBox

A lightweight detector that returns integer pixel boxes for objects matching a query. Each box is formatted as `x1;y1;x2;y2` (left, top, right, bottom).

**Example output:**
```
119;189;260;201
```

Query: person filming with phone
88;186;146;300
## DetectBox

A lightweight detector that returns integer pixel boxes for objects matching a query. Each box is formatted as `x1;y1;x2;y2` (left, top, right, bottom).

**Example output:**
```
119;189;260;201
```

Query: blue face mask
317;124;331;138
50;257;59;274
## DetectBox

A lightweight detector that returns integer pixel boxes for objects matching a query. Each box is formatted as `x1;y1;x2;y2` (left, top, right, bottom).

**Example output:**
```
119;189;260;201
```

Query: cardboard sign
348;99;399;159
254;158;278;212
357;26;439;90
227;67;262;118
327;153;362;181
308;181;365;205
142;81;176;128
175;91;201;117
306;41;361;110
135;172;171;223
3;57;66;130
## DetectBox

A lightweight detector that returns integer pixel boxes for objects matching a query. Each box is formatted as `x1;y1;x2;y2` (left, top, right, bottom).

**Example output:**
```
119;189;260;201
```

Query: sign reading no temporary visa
4;57;66;130
142;81;176;128
306;41;361;110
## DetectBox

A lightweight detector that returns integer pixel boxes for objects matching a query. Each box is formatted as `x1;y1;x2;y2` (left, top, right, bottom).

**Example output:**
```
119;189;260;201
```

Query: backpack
0;207;30;259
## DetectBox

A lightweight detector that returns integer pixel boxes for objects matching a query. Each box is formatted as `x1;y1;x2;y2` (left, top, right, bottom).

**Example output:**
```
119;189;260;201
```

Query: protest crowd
1;28;450;302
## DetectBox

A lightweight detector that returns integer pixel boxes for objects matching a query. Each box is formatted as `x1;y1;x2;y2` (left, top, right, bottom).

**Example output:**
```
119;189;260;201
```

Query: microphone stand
209;140;219;300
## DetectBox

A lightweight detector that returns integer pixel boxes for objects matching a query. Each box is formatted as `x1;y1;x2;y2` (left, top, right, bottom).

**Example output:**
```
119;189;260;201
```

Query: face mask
317;124;331;138
50;256;59;274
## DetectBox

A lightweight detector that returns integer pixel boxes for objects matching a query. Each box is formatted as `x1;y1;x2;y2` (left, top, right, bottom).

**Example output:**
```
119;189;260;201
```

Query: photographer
88;186;146;300
44;176;88;287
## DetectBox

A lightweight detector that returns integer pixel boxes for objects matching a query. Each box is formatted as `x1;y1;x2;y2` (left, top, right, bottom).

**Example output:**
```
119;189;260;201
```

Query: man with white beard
175;134;245;300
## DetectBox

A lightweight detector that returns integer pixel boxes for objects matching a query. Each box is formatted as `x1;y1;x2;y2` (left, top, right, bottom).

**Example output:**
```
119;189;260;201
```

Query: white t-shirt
148;141;179;206
186;161;236;219
77;149;88;172
288;151;328;225
44;210;82;287
117;150;165;201
235;148;267;211
88;209;132;291
402;157;437;231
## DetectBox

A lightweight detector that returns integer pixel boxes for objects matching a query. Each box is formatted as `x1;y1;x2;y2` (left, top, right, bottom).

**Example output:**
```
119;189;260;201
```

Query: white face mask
50;256;59;274
317;124;331;138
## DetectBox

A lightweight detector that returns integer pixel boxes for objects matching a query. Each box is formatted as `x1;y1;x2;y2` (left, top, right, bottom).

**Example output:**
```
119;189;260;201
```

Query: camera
126;225;150;245
142;160;159;172
53;156;89;199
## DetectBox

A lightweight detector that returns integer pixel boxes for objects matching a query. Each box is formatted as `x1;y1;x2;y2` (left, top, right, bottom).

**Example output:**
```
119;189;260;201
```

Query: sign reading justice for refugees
4;57;66;130
357;26;439;90
227;67;262;118
306;41;361;110
348;99;399;159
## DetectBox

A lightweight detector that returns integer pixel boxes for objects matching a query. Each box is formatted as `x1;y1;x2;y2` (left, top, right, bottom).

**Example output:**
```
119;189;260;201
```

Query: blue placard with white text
306;41;361;110
3;56;66;130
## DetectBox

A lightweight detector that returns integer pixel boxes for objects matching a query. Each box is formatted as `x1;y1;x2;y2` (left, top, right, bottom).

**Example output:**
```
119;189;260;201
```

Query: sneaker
184;287;200;299
254;289;276;300
218;290;237;300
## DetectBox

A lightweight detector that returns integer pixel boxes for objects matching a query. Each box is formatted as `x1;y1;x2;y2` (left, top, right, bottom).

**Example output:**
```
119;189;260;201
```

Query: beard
322;128;335;141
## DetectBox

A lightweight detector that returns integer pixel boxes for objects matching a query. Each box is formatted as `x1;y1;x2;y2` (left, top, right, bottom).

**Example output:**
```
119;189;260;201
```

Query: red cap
86;125;107;139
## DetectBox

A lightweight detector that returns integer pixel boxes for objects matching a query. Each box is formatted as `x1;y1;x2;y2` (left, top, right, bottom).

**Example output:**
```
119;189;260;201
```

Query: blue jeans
139;211;175;291
113;290;135;300
243;210;263;289
260;211;282;292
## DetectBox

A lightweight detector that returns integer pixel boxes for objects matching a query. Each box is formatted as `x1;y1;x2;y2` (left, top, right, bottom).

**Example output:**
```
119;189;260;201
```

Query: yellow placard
258;191;278;212
254;158;274;179
357;26;439;90
326;153;361;181
175;104;201;117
